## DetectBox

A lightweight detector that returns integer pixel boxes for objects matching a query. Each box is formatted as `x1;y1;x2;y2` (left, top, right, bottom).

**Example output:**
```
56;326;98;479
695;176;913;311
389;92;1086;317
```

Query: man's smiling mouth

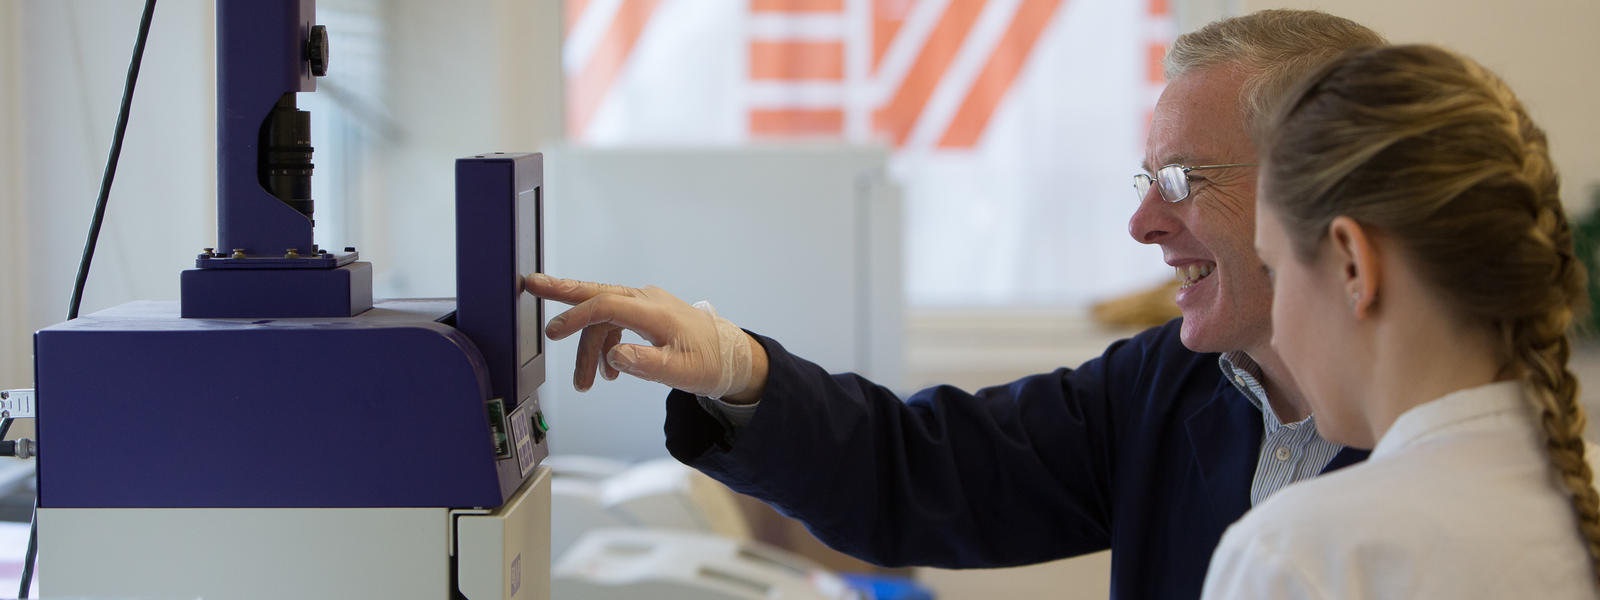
1176;262;1216;289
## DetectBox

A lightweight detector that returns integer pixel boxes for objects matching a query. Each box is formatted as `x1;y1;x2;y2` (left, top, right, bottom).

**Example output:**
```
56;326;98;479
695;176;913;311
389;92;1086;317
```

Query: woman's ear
1327;216;1381;318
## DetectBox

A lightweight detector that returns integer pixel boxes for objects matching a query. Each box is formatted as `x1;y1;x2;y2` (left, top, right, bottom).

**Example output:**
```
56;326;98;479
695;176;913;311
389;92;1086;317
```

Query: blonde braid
1507;311;1600;580
1508;215;1600;582
1501;84;1600;581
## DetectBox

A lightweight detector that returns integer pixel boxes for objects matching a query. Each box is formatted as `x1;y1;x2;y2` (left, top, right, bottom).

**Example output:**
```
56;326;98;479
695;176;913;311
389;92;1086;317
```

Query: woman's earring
1348;292;1360;311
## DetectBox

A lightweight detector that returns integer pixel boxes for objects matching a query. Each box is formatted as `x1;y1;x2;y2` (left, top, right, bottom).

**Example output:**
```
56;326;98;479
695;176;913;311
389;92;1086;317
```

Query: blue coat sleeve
664;327;1159;568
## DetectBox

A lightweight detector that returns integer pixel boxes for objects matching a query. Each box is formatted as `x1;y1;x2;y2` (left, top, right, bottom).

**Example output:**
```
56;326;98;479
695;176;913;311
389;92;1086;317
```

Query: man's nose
1128;185;1181;244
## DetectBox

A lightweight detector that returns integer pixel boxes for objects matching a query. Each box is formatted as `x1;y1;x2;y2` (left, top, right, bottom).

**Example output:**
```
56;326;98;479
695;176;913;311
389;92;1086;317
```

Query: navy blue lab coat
664;318;1368;599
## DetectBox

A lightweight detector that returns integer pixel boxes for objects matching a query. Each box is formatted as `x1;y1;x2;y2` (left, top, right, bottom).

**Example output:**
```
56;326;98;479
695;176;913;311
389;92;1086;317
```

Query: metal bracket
194;249;358;269
0;389;35;420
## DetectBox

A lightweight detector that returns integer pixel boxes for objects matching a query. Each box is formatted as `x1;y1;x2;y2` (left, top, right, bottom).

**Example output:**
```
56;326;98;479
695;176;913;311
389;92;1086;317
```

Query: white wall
1242;0;1600;211
1;2;25;389
364;0;565;299
541;145;902;460
6;0;216;388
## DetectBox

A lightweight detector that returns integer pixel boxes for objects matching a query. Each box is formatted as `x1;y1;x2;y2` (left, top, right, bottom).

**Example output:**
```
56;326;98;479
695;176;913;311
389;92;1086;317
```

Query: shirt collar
1372;380;1527;459
1219;351;1313;432
1218;351;1265;407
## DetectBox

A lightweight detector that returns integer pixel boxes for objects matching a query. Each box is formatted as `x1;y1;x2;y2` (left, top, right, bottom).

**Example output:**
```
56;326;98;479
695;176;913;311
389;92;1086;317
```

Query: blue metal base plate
181;262;374;318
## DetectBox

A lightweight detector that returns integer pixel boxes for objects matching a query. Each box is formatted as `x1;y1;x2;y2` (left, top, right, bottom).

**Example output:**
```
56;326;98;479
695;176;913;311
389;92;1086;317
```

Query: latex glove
523;273;762;401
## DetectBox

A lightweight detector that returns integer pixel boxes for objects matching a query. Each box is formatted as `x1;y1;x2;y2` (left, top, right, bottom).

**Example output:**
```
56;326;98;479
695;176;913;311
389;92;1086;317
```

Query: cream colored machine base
38;466;551;600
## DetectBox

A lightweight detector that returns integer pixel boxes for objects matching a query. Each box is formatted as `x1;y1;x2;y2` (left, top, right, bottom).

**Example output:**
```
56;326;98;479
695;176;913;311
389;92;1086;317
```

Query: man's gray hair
1164;9;1386;125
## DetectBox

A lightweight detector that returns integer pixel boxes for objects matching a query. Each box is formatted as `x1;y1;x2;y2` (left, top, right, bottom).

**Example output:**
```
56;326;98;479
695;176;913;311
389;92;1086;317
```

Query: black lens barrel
261;93;315;222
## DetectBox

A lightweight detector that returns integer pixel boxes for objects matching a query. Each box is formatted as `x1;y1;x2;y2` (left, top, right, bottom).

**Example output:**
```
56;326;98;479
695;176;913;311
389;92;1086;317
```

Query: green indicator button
535;411;549;432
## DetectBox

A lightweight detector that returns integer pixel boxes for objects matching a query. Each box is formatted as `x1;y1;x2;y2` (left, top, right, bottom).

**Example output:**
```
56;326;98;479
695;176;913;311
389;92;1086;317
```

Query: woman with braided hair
1201;44;1600;598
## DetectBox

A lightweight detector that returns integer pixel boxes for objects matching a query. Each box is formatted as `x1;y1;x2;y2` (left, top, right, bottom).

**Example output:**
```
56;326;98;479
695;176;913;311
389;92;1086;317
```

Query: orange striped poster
564;0;1175;305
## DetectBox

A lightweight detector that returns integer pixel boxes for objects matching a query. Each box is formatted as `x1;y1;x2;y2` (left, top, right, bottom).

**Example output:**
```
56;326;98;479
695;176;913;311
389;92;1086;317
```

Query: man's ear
1327;216;1380;318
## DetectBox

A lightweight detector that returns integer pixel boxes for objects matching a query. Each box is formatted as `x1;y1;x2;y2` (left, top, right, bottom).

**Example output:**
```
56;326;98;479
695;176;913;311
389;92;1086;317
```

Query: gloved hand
523;273;766;402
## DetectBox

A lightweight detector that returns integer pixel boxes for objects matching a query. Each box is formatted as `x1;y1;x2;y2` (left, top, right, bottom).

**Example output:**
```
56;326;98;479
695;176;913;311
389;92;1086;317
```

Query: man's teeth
1176;263;1215;288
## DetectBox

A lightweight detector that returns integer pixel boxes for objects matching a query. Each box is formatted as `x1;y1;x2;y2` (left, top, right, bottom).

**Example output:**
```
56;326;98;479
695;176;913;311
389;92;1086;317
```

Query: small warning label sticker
509;401;537;478
510;553;522;597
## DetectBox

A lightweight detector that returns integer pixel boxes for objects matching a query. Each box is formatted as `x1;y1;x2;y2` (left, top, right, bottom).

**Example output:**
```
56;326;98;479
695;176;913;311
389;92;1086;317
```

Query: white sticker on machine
508;401;537;478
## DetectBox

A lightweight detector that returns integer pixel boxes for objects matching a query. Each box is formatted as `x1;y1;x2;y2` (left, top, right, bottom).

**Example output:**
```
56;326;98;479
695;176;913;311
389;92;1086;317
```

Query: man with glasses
527;10;1384;598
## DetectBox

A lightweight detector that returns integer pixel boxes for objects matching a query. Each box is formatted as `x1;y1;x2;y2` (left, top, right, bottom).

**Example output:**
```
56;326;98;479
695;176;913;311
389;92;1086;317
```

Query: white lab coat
1201;381;1600;599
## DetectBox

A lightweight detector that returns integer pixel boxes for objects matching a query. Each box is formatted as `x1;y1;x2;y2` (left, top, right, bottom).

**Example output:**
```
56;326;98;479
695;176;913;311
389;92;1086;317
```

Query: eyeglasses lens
1156;166;1189;203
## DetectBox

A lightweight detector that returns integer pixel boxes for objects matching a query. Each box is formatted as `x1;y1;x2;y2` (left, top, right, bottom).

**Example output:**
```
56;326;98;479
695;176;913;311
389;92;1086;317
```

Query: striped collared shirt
1219;351;1345;506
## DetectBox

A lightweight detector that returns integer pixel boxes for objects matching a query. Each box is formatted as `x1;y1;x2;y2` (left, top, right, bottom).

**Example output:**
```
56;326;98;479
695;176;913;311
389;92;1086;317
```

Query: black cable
30;1;160;596
66;0;159;321
17;499;35;599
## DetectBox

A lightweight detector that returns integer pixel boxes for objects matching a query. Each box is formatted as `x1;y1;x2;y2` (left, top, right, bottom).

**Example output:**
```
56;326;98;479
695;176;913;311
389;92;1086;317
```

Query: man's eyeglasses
1133;163;1256;203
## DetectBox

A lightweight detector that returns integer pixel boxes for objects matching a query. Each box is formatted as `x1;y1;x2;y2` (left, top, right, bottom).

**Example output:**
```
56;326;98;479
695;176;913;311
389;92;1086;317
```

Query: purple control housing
456;153;551;472
455;154;544;412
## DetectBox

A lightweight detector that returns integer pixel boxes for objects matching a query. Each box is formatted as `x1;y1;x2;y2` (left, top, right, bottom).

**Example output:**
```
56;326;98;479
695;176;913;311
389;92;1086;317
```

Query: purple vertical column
215;0;316;257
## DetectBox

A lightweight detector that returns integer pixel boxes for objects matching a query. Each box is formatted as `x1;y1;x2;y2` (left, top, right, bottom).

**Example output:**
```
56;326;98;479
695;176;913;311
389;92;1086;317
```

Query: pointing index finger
545;294;672;344
523;273;641;306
